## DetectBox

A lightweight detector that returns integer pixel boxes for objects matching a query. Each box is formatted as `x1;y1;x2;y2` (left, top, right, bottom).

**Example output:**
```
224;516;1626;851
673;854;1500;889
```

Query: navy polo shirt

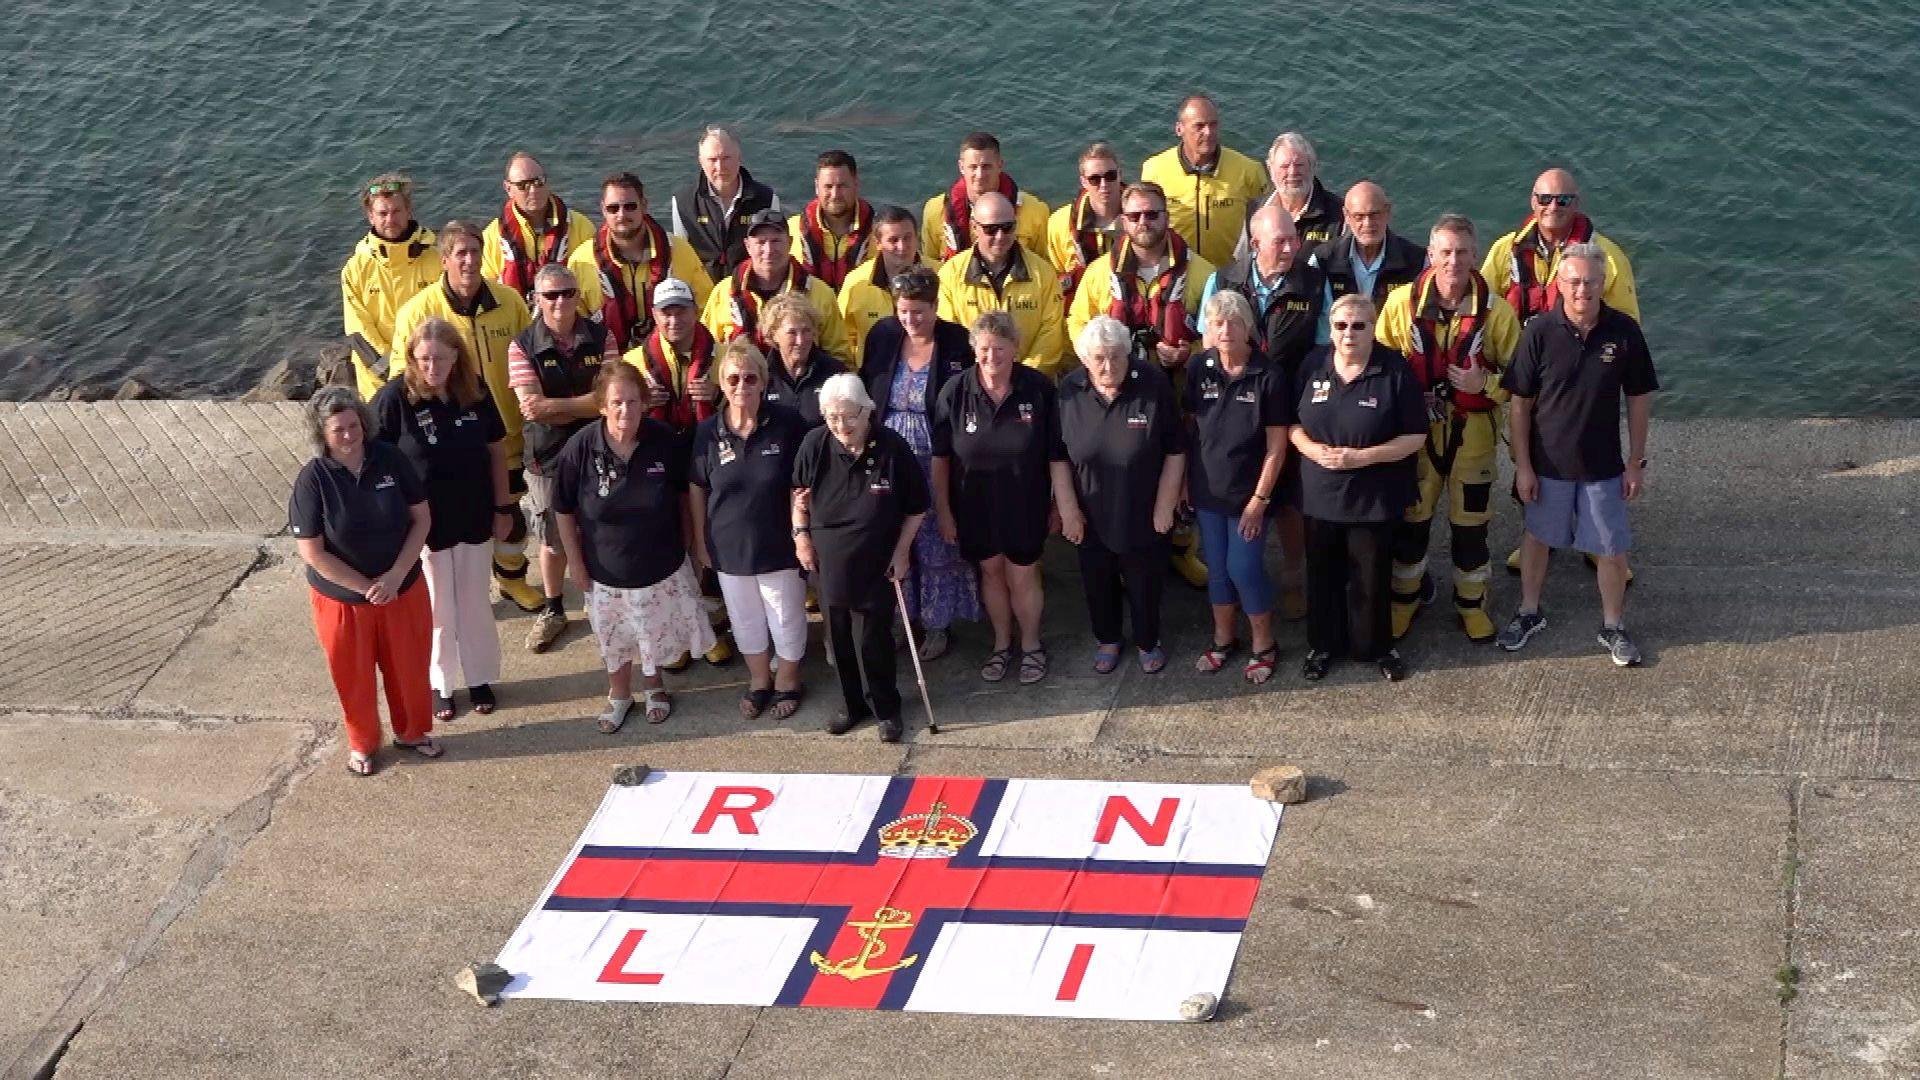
764;348;846;428
369;381;505;551
1294;346;1428;524
932;364;1067;555
288;440;426;603
550;419;689;590
1058;360;1185;551
1504;303;1659;482
792;425;932;610
689;403;807;576
1184;348;1295;514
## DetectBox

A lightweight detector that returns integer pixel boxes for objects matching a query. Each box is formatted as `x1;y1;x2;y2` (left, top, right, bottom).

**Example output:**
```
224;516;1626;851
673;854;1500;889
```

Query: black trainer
1378;649;1408;682
1300;650;1332;681
1496;610;1548;652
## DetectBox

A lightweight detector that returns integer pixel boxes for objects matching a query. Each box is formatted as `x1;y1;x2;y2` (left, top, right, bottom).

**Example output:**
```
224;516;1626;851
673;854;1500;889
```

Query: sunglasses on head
1082;168;1120;186
1122;210;1163;222
976;221;1015;236
1331;320;1370;332
603;200;639;214
1533;192;1577;207
724;373;760;387
366;180;409;197
509;176;548;191
538;287;578;300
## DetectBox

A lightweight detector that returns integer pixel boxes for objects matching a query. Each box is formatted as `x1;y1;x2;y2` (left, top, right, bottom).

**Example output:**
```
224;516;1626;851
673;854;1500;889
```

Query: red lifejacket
591;215;671;352
497;195;578;299
1058;192;1110;300
941;172;1019;260
795;199;873;290
725;259;813;351
1405;269;1497;413
638;325;717;433
1105;233;1192;349
1504;212;1594;321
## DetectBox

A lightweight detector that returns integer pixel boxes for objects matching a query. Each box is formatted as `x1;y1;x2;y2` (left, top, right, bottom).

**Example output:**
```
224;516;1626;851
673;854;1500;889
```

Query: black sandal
432;693;455;723
469;684;496;715
1018;646;1049;685
769;687;804;720
981;648;1016;683
741;686;774;719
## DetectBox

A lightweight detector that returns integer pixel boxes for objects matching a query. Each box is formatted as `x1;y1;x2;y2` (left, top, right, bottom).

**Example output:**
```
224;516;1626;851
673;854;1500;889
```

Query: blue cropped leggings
1195;507;1273;616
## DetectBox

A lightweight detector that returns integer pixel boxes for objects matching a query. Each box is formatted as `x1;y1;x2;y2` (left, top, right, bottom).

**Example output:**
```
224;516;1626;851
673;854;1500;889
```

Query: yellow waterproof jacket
700;273;853;363
1480;228;1639;323
1375;278;1522;405
1139;146;1267;268
1046;199;1121;301
341;224;441;401
567;231;715;323
1066;246;1216;356
836;257;900;367
386;279;533;467
920;190;1051;267
481;204;596;290
936;246;1068;378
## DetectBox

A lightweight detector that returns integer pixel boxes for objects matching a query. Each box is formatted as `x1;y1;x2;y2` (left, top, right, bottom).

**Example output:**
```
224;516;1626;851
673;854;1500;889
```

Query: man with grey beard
1235;132;1342;260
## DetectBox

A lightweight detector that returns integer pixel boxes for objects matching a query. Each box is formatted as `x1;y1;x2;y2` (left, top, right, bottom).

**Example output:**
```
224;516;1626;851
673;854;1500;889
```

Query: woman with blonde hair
760;290;847;427
370;316;512;721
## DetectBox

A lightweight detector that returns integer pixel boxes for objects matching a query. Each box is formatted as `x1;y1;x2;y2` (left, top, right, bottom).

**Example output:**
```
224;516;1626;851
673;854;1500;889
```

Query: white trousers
421;542;501;694
717;569;809;663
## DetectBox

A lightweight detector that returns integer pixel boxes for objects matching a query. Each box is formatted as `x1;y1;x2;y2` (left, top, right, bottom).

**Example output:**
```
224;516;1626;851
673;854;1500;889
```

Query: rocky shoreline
27;344;357;405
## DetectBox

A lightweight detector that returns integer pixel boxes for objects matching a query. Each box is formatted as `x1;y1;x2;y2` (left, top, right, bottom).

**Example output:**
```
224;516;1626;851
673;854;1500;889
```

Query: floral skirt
585;559;717;675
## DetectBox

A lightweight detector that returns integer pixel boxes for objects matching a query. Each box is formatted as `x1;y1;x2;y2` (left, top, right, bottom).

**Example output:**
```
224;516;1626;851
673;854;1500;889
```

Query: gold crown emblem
877;800;977;860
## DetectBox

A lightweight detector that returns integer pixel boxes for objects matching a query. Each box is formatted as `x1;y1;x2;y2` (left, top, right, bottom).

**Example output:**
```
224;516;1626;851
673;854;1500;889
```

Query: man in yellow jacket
787;150;876;291
386;220;542;611
936;192;1067;378
1374;214;1522;643
340;173;441;401
1048;141;1126;305
1481;168;1639;325
482;152;595;305
837;205;928;364
922;131;1050;265
701;209;852;361
1140;95;1267;267
567;171;712;353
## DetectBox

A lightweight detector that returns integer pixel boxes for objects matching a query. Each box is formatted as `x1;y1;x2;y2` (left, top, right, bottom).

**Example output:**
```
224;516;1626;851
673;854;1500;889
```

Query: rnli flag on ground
496;771;1282;1021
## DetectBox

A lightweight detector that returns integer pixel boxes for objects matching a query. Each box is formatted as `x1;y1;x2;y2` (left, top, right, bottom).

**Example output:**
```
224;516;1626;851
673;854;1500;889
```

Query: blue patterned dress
884;364;981;629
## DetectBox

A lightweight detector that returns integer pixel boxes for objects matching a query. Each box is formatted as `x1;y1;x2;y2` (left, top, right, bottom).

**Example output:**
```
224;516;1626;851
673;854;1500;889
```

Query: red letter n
693;785;775;835
1093;796;1180;846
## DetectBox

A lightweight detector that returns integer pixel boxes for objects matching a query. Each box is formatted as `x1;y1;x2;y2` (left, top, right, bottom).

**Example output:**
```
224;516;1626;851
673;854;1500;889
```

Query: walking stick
893;576;940;734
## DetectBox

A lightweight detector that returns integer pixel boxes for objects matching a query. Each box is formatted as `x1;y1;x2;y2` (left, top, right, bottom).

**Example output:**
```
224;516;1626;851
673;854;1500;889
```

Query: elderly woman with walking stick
791;373;930;742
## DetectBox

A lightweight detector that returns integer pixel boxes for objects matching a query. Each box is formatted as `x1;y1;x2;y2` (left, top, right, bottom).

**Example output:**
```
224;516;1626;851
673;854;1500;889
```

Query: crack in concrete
1776;776;1806;1080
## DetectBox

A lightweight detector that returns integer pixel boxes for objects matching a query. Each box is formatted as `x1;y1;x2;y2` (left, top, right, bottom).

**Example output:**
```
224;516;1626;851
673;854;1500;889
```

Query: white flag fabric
496;771;1282;1021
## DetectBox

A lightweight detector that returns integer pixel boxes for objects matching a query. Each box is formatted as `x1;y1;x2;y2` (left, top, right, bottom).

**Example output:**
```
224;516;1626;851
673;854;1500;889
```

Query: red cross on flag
495;771;1283;1021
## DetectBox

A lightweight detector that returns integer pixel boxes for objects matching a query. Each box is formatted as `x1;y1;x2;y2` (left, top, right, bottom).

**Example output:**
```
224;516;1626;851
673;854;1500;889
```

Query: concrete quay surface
2;402;1918;1079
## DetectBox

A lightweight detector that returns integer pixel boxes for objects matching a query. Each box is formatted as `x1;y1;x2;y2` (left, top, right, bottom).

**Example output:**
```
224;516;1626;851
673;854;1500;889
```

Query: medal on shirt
415;408;438;446
717;440;737;466
1016;402;1035;424
964;413;978;434
1310;378;1331;404
594;453;622;497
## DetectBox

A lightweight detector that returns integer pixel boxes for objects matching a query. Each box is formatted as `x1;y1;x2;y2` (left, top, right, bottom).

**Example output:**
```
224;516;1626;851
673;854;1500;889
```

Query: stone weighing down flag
496;771;1282;1021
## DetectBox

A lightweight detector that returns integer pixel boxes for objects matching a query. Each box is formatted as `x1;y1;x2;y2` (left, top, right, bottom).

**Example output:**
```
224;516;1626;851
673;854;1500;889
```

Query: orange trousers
310;578;435;755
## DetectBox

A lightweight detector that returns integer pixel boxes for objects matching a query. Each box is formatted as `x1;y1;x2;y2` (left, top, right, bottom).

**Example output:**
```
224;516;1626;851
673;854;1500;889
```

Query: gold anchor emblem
809;906;919;981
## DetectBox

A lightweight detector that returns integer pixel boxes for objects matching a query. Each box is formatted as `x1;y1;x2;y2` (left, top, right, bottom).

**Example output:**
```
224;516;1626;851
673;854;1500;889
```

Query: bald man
670;126;781;281
1309;181;1425;314
1139;94;1266;267
1481;168;1639;324
935;190;1067;376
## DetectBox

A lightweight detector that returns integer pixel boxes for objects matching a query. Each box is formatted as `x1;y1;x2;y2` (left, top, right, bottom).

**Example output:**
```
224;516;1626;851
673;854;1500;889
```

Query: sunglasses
1533;192;1577;207
509;176;549;192
1331;320;1370;332
1122;210;1163;222
1082;168;1120;186
603;200;640;214
976;221;1015;236
538;288;578;300
366;180;409;197
724;373;760;387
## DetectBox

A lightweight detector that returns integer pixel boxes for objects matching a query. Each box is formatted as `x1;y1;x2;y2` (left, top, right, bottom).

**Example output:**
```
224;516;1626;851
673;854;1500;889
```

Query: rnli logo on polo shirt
646;461;667;476
1358;396;1379;409
1016;403;1035;424
869;474;893;495
761;442;782;456
1235;389;1258;405
1126;411;1150;428
1598;343;1618;364
767;390;784;403
1310;379;1331;404
374;474;397;489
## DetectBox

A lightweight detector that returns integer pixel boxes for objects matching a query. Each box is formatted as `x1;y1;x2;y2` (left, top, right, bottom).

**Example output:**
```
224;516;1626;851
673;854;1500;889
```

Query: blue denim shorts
1523;475;1632;557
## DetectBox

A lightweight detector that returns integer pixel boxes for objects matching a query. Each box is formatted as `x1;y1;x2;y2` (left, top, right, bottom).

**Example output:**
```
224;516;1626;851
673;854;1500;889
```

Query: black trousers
827;602;900;721
1305;517;1395;661
1078;532;1168;651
